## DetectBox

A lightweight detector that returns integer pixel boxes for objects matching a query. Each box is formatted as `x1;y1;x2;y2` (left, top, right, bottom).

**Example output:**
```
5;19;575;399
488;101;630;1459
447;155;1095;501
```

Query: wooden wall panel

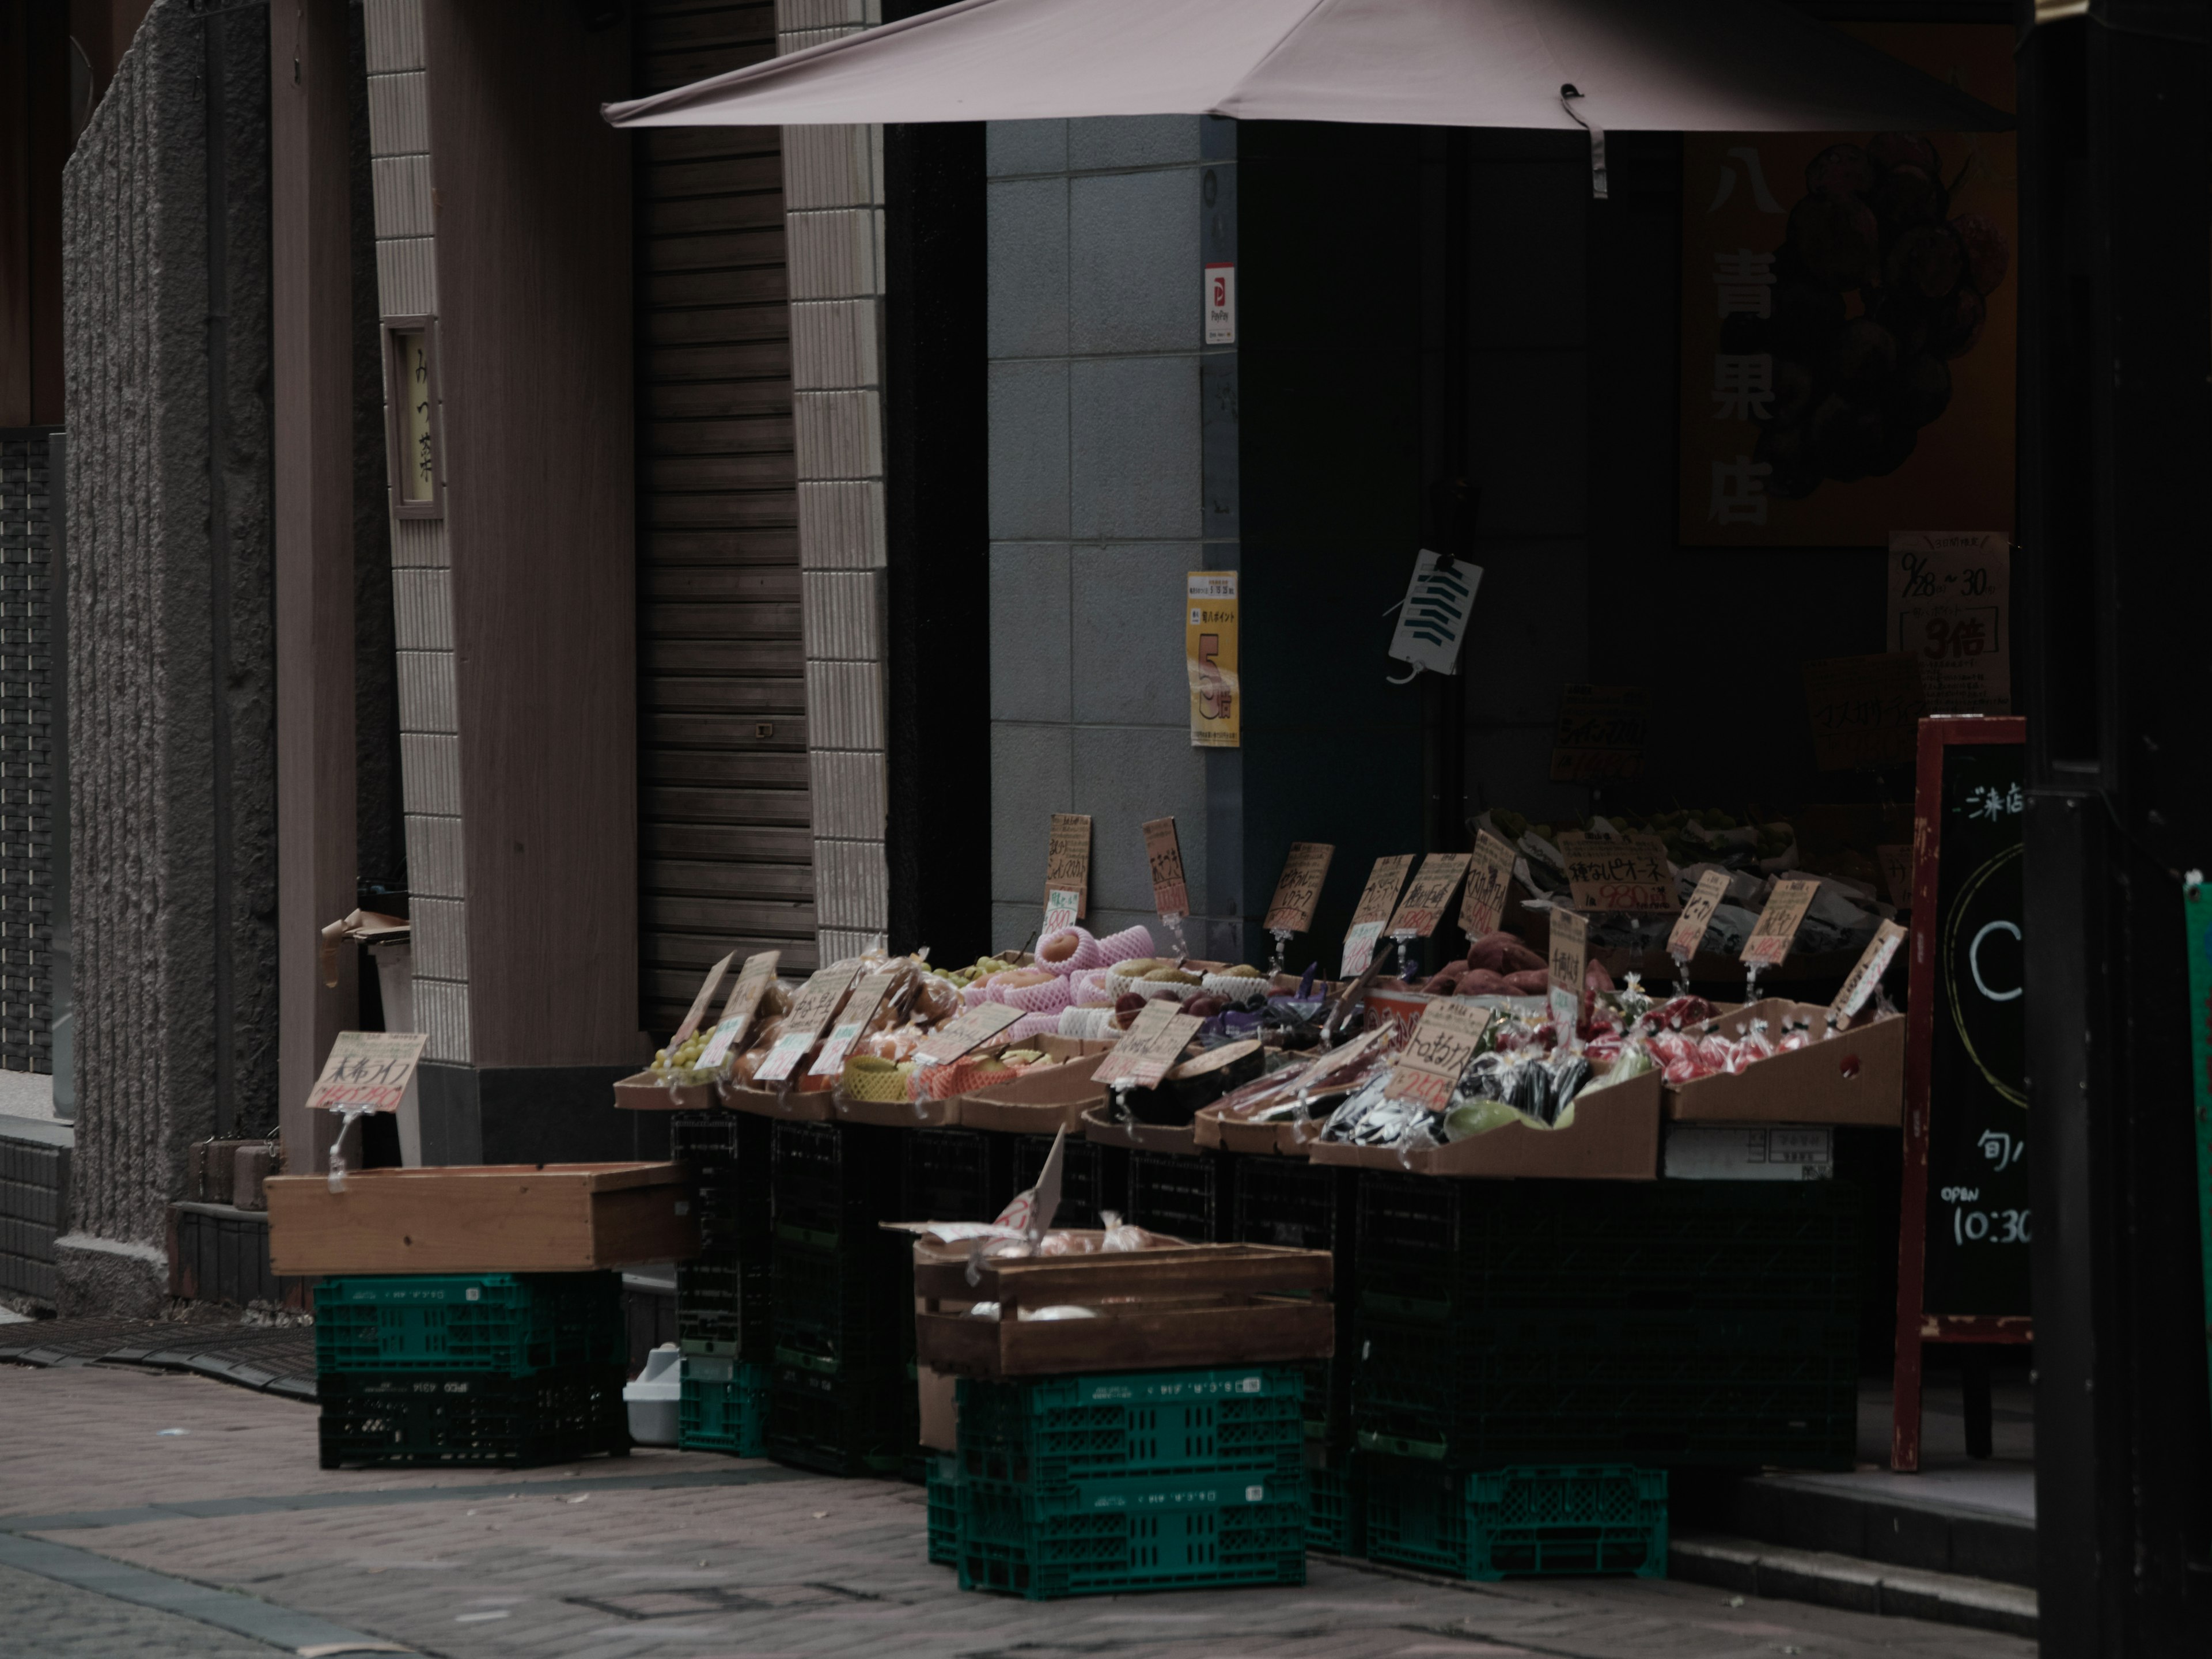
421;3;639;1067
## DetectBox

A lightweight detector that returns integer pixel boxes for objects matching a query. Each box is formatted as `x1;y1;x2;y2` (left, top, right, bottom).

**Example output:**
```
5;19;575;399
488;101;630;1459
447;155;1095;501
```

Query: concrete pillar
58;0;276;1313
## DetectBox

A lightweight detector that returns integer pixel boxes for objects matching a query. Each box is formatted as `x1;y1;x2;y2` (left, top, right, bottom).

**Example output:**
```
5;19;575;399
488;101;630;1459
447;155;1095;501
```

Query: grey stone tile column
986;116;1241;959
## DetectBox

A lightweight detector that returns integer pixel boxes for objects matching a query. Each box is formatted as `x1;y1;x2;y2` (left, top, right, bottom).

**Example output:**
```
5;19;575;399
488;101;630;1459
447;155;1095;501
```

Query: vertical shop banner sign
1556;831;1675;914
1550;684;1649;781
1802;653;1926;771
1668;869;1732;961
1187;573;1240;749
1044;812;1092;926
1342;854;1415;978
1547;909;1589;1033
1264;842;1335;935
1889;531;2011;713
1459;830;1518;940
1143;817;1191;921
1677;25;2017;548
1388;852;1472;938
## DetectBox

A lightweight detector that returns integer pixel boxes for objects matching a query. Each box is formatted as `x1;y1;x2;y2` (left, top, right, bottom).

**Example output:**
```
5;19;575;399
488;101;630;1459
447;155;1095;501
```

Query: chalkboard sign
1891;715;2029;1471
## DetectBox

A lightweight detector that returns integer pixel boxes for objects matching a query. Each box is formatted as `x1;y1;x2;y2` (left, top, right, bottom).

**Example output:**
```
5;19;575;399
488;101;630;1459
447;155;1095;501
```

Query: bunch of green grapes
652;1029;713;1078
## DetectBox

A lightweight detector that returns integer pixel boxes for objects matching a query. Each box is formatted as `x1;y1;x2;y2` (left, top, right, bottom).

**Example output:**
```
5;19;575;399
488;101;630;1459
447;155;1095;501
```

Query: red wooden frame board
1891;715;2031;1474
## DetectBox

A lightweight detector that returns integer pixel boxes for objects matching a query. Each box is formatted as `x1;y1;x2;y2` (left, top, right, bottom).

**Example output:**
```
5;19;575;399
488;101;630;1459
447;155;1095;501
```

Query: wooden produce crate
267;1163;698;1275
915;1243;1332;1378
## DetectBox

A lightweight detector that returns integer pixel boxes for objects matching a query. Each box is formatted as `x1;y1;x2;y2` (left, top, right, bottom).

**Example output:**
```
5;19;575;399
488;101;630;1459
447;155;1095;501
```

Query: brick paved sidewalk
0;1365;2035;1659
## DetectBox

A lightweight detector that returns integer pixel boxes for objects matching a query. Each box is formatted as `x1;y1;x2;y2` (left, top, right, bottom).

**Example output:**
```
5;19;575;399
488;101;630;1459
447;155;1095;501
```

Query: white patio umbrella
604;0;2010;138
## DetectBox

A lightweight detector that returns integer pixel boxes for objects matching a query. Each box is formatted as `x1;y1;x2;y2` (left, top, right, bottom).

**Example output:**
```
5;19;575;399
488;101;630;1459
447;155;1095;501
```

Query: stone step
1724;1469;2036;1586
1673;1533;2037;1640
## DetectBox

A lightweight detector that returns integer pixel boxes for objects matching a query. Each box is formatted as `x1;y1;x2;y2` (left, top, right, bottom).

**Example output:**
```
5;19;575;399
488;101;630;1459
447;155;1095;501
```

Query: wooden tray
914;1243;1333;1377
267;1162;696;1274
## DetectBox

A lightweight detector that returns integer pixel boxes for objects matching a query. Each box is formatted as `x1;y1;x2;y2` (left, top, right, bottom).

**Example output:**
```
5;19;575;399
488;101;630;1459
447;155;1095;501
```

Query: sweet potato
1455;968;1513;997
1502;968;1551;995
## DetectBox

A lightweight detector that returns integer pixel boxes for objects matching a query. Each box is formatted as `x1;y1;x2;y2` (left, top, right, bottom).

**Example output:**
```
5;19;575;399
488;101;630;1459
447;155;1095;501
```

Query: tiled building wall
778;0;890;962
984;118;1234;954
0;433;54;1073
361;0;469;1062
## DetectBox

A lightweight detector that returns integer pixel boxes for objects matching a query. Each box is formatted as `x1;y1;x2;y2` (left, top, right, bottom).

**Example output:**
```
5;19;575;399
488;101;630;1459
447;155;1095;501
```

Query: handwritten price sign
1143;817;1190;919
1388;852;1472;939
1264;842;1334;934
1459;830;1517;939
1831;918;1908;1021
1556;831;1674;914
1046;813;1091;918
1667;870;1730;961
1742;878;1820;969
1385;1001;1492;1112
1547;908;1589;1033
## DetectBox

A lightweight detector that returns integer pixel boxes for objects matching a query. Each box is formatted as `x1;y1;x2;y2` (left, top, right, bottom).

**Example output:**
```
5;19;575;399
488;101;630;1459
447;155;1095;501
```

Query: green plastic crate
926;1453;961;1566
678;1357;769;1456
1308;1456;1363;1555
766;1361;908;1478
956;1468;1306;1600
314;1272;624;1378
957;1367;1305;1488
1363;1459;1666;1581
317;1366;630;1469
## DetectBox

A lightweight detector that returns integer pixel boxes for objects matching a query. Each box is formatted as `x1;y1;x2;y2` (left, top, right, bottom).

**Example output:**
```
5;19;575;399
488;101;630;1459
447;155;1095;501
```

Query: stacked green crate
946;1366;1308;1600
1351;1176;1861;1471
673;1112;774;1456
1365;1462;1666;1581
313;1272;628;1468
900;1128;1013;1475
767;1119;909;1475
1230;1156;1358;1551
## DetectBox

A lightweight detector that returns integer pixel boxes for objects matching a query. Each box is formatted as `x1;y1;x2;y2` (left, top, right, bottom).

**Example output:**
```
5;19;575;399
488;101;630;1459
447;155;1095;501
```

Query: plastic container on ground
956;1366;1305;1489
1307;1453;1364;1555
679;1354;770;1456
955;1468;1307;1600
317;1366;630;1468
1362;1460;1667;1581
927;1452;961;1566
624;1344;682;1446
313;1271;626;1378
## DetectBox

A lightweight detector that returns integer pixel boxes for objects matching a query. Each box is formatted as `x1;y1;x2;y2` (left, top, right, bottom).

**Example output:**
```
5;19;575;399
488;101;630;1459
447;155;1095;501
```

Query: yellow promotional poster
1678;24;2017;547
1187;571;1240;749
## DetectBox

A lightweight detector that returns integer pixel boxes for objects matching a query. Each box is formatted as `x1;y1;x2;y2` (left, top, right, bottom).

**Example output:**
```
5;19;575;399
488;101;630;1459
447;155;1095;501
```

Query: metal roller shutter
634;0;816;1037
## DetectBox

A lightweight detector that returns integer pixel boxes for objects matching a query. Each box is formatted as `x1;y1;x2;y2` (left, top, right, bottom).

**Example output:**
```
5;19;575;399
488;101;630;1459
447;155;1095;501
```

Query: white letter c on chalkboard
1970;920;2022;1002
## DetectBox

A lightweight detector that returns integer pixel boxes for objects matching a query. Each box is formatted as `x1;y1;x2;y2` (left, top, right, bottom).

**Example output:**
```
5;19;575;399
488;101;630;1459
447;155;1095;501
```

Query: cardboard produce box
1081;1103;1210;1156
719;1081;836;1122
833;1088;959;1128
1662;998;1904;1126
268;1162;697;1274
613;1070;714;1112
957;1054;1107;1134
1194;1097;1332;1157
1306;1065;1662;1180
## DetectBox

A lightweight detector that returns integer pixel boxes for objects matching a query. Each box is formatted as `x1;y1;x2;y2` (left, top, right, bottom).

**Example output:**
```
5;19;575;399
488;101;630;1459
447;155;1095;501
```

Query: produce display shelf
1355;1173;1862;1313
1010;1132;1122;1229
317;1366;630;1469
902;1127;1012;1226
1124;1147;1236;1243
313;1271;625;1378
1307;1456;1364;1555
766;1361;908;1478
679;1357;770;1457
1363;1459;1667;1582
957;1366;1305;1488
